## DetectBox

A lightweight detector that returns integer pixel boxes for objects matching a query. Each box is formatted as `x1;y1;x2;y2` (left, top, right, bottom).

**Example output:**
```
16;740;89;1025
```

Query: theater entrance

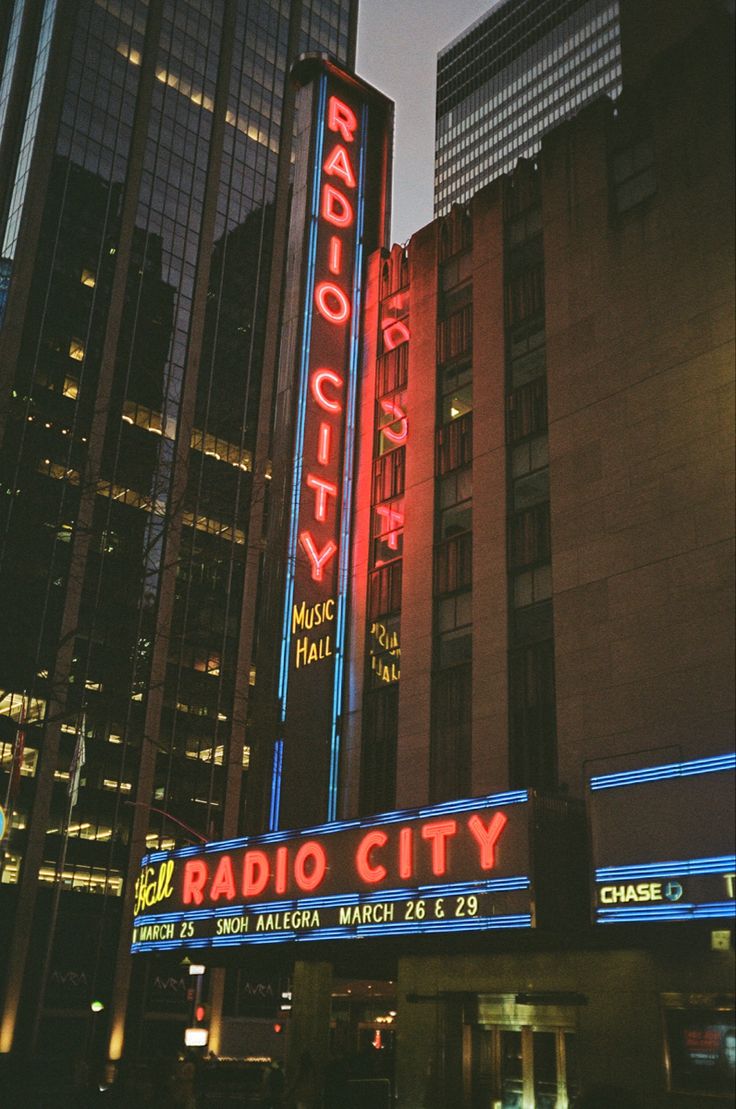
470;994;580;1109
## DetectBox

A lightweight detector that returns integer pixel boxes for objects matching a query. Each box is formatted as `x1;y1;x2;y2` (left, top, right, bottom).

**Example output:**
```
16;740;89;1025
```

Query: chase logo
599;880;684;905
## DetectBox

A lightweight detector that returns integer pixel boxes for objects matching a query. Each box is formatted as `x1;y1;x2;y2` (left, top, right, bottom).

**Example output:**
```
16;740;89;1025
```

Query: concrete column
287;960;332;1092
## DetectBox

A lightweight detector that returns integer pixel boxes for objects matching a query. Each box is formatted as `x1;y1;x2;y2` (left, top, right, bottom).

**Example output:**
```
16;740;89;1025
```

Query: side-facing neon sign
273;61;391;831
130;790;533;952
589;753;736;924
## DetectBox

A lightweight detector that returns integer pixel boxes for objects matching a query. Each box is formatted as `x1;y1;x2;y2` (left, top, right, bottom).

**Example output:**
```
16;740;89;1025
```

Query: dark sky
357;0;499;245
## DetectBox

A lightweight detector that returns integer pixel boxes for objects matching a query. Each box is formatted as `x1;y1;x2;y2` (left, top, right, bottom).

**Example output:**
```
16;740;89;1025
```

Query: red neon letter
317;421;332;465
322;185;353;228
294;841;327;891
310;367;343;412
242;850;270;897
356;830;388;883
275;846;288;895
467;811;508;869
299;531;338;581
399;827;413;880
328;236;342;275
323;144;356;188
421;819;457;876
209;854;236;901
183;859;208;906
382;320;410;350
379;398;408;445
327;95;357;142
315;281;351;323
375;504;404;550
306;473;338;522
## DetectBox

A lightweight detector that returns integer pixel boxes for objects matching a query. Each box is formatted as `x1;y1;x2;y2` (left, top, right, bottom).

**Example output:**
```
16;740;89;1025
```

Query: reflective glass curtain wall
0;0;356;1060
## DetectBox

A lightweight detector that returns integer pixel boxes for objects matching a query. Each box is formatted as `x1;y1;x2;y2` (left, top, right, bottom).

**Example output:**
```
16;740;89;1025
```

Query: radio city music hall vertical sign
272;60;392;830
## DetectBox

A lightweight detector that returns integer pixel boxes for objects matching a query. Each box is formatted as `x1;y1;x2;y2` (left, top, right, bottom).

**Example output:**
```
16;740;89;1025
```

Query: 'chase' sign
589;753;735;924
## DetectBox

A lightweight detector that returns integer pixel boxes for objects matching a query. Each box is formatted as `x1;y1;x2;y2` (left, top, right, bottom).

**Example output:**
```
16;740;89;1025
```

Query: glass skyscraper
434;0;622;216
0;0;356;1075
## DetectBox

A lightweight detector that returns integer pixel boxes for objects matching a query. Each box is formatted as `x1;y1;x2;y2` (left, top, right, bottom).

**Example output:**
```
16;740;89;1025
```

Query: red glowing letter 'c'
322;184;353;228
356;830;388;883
327;95;357;143
310;368;343;413
294;841;327;891
315;281;351;323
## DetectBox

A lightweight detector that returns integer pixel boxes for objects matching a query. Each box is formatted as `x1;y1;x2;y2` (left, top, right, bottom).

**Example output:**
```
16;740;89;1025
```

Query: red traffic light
273;1023;283;1034
195;1004;206;1022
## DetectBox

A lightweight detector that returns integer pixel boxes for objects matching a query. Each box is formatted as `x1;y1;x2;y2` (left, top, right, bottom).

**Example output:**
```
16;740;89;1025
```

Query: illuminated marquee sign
272;60;391;830
589;752;736;924
131;790;534;954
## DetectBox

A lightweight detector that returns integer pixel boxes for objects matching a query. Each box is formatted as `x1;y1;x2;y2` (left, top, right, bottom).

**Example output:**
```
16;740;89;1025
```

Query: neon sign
131;790;533;952
272;61;391;830
589;752;736;924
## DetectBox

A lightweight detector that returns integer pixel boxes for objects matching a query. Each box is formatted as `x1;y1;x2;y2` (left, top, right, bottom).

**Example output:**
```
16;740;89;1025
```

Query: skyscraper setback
0;0;357;1065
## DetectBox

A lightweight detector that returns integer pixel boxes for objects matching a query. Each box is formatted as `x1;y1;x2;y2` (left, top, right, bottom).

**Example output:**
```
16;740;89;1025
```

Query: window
509;638;557;789
376;392;408;456
373;447;405;503
367;616;401;687
507;377;548;442
0;743;38;777
430;661;471;802
663;995;736;1097
372;497;404;561
505;265;544;328
68;338;85;362
512;466;550;511
508;323;545;389
440;466;472;509
508;503;551;570
512;435;548;478
513;564;552;608
440;361;472;424
376;343;408;396
437;411;472;474
437;304;472;363
612;139;655;213
360;685;398;814
435;532;472;595
368;560;402;619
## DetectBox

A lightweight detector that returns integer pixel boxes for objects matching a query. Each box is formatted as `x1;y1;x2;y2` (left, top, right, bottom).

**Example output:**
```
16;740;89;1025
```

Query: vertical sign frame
270;59;392;831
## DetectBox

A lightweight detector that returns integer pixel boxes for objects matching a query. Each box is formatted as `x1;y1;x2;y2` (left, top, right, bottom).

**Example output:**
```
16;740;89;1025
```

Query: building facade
125;5;733;1108
434;0;622;218
0;0;358;1077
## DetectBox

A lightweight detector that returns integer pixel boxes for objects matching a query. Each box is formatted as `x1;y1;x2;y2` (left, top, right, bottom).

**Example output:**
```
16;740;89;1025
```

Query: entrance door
473;1024;579;1109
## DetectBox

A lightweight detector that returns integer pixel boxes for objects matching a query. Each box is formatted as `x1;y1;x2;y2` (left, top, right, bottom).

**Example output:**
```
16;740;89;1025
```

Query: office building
435;0;622;216
0;0;358;1074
